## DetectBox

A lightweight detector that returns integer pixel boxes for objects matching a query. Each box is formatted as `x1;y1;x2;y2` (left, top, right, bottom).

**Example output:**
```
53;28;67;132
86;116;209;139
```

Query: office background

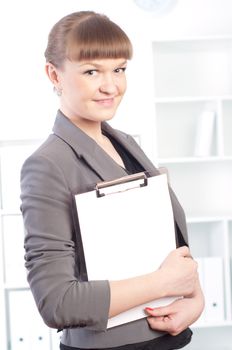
0;0;232;349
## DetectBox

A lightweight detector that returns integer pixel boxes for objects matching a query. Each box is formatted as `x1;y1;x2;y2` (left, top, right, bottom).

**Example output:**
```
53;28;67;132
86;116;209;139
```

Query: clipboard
75;172;178;328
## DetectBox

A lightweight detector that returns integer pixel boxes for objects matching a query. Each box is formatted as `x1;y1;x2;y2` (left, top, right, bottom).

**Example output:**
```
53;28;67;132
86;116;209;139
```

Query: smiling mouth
94;98;115;106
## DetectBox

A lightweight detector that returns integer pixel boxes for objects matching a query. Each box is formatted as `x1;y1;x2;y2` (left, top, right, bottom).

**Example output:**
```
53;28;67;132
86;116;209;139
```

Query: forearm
109;247;200;319
109;270;165;318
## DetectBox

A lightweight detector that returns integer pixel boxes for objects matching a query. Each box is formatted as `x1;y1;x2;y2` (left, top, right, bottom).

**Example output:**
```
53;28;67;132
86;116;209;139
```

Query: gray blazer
20;110;188;348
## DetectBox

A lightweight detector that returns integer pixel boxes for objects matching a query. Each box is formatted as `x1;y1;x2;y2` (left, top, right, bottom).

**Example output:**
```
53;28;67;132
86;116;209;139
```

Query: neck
62;113;105;143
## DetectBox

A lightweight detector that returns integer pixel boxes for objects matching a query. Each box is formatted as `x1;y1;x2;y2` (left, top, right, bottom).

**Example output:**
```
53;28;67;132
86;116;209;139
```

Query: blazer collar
52;110;157;181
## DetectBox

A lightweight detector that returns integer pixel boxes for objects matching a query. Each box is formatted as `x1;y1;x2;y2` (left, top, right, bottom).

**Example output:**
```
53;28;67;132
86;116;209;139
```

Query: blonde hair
45;11;133;68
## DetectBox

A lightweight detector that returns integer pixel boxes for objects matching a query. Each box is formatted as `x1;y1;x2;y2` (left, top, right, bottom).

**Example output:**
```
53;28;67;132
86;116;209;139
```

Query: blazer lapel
52;111;129;181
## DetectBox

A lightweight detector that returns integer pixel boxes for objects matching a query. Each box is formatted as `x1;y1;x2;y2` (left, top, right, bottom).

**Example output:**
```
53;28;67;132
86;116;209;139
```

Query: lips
94;98;115;107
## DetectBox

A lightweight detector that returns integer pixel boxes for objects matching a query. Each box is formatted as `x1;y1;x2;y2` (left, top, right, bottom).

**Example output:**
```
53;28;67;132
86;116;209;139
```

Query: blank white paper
75;173;178;328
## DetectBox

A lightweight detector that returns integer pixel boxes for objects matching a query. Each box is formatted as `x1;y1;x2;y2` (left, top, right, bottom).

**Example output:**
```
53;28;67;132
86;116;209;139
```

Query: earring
53;86;62;96
57;88;62;96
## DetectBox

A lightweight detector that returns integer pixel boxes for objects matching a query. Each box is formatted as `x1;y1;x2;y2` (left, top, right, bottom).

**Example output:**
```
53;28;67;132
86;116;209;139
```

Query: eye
114;67;127;74
84;69;98;76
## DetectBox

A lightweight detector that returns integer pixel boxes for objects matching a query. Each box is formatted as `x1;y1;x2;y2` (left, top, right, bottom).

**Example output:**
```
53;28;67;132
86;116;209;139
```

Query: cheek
68;80;89;101
62;73;84;93
119;79;127;95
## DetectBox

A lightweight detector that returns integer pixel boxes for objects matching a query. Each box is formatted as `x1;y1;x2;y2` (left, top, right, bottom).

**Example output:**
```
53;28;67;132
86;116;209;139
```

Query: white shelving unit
152;36;232;349
0;140;61;350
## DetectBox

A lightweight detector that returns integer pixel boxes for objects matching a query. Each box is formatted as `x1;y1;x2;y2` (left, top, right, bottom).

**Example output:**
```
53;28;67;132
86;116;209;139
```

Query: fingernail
145;307;154;311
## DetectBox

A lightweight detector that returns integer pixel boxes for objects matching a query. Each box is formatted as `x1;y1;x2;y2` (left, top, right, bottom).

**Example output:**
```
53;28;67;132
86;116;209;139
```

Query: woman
20;11;204;350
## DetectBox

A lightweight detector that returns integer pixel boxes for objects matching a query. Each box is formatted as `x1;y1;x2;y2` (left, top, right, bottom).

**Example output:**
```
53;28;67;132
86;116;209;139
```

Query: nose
99;73;117;95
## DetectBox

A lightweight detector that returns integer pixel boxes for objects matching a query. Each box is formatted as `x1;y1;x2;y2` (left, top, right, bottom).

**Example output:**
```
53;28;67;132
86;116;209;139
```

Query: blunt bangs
66;16;133;61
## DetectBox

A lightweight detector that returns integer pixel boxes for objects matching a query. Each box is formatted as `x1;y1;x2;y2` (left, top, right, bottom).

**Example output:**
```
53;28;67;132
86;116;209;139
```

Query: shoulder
28;134;74;162
20;136;70;198
21;133;80;174
20;133;95;196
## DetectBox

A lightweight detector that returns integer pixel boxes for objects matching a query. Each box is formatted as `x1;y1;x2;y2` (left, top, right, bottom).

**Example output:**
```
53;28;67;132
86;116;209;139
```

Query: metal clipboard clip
95;172;148;198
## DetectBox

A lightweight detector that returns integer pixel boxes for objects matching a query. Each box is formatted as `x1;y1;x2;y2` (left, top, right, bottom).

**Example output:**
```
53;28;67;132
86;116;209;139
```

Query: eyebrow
78;60;127;68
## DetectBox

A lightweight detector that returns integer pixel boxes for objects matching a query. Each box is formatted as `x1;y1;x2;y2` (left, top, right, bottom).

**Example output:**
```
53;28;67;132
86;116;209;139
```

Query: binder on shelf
7;289;50;350
194;110;215;157
203;256;224;322
193;256;225;325
75;172;179;328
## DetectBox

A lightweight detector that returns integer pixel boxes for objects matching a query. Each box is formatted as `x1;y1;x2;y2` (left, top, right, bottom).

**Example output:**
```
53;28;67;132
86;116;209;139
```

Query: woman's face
54;58;128;126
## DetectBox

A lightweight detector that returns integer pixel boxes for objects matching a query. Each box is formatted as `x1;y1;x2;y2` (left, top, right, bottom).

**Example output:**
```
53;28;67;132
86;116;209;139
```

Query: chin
96;112;116;122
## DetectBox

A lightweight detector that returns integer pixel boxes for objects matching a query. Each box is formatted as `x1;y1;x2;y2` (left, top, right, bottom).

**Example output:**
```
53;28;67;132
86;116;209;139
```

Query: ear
45;63;62;90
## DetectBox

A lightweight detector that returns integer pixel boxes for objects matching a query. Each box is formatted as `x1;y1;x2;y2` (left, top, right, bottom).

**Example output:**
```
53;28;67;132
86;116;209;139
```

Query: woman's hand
145;279;205;336
158;246;198;297
109;246;198;319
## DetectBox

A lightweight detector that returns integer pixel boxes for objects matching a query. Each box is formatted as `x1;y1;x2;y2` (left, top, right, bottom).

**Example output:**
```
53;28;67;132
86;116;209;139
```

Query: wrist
151;269;168;299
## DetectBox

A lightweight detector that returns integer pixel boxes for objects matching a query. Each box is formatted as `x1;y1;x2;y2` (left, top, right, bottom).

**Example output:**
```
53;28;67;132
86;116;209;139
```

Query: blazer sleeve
20;154;110;331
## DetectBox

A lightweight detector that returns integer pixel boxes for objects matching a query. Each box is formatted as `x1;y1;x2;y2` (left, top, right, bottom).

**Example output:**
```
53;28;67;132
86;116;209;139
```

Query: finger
148;315;164;322
147;315;172;332
174;247;194;263
145;305;172;317
176;245;191;258
147;314;182;336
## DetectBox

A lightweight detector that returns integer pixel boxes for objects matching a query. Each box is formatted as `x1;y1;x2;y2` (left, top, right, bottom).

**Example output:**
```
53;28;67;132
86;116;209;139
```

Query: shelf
153;37;232;98
0;139;43;147
158;156;232;164
4;284;29;291
187;216;232;224
0;210;22;216
154;95;232;103
151;34;232;43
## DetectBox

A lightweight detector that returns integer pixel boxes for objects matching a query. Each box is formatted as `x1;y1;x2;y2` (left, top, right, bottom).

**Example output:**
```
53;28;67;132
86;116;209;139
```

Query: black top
104;132;145;175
